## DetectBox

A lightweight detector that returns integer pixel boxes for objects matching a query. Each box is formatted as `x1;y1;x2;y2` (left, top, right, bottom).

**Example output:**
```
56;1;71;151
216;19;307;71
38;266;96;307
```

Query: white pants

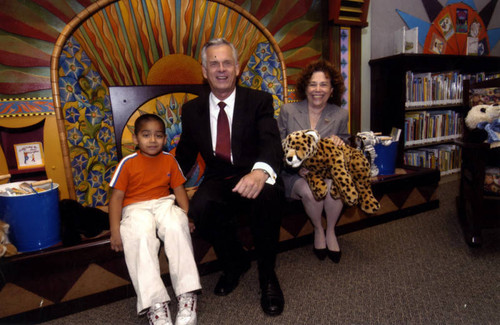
120;195;201;314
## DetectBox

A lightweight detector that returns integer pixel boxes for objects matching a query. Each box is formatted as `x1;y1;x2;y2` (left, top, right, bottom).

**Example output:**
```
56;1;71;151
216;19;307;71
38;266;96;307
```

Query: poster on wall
438;14;454;40
14;142;45;170
429;33;446;54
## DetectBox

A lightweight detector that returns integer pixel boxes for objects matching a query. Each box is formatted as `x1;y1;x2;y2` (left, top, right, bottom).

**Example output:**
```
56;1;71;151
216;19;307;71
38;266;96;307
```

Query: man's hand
232;169;268;199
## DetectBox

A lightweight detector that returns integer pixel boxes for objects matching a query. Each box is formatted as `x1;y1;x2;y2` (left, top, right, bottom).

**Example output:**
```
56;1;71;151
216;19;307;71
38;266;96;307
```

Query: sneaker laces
176;293;197;325
147;302;172;325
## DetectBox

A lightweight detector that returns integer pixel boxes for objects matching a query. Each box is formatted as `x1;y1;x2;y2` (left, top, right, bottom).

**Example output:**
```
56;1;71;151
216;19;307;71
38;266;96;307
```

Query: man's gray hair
201;38;239;68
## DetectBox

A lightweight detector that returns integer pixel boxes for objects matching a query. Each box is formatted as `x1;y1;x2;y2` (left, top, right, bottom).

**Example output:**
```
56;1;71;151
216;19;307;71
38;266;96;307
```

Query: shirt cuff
252;162;277;185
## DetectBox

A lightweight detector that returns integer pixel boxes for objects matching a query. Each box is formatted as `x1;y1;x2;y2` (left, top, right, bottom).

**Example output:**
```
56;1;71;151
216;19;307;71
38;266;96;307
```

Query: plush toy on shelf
282;129;380;214
465;104;500;148
0;219;17;258
355;131;380;177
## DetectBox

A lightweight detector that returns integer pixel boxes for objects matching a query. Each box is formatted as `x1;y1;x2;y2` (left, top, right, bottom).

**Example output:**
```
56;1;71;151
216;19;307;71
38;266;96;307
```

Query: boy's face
132;120;167;157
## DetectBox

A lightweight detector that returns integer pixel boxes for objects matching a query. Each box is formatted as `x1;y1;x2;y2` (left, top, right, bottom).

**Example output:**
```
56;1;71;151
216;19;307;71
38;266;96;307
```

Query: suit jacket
277;100;349;140
276;100;349;197
176;86;283;180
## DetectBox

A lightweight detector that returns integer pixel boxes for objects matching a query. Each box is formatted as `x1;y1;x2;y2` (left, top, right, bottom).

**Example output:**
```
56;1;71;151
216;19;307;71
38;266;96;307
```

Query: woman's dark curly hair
295;59;345;106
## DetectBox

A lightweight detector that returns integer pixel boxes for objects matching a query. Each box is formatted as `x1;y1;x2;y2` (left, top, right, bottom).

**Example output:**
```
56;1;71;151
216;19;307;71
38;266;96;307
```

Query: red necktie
215;102;231;162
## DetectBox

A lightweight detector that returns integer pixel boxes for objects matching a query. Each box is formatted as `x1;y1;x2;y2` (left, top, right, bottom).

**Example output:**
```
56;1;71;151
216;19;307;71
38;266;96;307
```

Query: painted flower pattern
261;75;282;97
58;37;116;207
85;106;105;125
63;37;81;57
92;188;107;206
88;170;103;188
86;70;102;89
60;57;84;79
59;77;82;102
84;138;101;157
98;126;112;143
240;42;283;113
67;127;83;146
65;106;80;124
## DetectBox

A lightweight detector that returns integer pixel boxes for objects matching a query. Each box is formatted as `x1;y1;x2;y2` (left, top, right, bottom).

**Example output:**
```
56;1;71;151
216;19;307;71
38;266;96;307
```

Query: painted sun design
397;0;500;55
0;0;323;99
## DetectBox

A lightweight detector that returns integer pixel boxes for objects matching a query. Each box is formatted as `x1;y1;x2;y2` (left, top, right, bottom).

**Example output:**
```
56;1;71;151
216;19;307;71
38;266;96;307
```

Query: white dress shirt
209;90;277;184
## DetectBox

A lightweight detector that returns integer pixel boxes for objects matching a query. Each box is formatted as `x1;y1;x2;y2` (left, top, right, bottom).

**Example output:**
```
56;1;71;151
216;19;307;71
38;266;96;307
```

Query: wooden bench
0;166;439;323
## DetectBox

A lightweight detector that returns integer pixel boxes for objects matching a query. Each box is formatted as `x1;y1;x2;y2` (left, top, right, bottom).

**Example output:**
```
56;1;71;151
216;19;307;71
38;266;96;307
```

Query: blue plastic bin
374;142;398;175
0;182;60;252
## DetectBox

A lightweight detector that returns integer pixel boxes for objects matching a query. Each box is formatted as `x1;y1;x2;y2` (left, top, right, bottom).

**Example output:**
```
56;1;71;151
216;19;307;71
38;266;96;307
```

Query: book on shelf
390;127;402;141
404;110;463;145
463;72;500;83
403;144;462;173
405;71;463;107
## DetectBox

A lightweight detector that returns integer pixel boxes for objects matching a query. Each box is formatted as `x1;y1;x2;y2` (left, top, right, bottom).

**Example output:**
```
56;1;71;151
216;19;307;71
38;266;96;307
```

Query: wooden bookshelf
369;54;500;175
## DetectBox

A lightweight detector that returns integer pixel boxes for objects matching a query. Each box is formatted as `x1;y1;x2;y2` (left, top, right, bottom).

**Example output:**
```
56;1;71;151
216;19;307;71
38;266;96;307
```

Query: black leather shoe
214;262;251;296
313;247;327;260
328;250;342;263
260;274;284;316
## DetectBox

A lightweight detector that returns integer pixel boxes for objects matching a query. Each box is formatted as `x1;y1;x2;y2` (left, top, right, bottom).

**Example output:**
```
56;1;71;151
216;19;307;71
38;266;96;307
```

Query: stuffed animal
0;219;18;257
356;131;380;177
282;129;380;214
465;104;500;148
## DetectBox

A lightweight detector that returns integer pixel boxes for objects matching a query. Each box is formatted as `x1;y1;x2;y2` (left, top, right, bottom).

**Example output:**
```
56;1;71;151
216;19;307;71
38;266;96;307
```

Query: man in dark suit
175;38;285;316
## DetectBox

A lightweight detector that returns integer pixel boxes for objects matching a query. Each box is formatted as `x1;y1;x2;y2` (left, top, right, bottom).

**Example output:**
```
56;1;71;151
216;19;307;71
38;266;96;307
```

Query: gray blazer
277;100;349;197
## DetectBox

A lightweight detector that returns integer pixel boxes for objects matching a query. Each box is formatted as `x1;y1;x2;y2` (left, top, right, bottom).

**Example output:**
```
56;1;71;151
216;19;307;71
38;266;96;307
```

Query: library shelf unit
369;54;500;174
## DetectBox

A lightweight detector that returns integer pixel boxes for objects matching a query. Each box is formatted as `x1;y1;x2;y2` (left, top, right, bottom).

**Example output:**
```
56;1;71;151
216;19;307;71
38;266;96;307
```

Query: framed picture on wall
14;142;45;170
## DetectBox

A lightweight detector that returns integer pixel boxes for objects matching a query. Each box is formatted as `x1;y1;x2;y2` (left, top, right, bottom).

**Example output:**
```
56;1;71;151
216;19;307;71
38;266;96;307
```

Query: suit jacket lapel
292;100;311;130
197;93;214;156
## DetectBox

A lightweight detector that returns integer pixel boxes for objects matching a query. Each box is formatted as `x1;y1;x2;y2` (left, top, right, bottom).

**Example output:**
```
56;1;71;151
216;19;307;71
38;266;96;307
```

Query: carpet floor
40;178;500;325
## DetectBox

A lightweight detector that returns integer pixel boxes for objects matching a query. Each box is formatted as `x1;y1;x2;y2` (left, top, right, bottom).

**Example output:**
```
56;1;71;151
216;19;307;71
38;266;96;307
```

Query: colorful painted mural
0;0;324;206
0;0;322;102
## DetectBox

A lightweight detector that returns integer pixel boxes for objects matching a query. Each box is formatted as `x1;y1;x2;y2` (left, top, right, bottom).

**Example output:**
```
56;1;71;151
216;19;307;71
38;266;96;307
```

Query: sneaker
175;292;197;325
147;301;172;325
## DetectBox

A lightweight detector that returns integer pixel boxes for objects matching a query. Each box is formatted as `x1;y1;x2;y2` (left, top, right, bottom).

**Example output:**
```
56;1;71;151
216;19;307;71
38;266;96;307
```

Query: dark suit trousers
189;174;283;281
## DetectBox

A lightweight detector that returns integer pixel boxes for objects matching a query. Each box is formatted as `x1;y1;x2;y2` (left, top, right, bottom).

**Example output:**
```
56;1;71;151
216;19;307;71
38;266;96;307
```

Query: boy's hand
110;232;123;252
188;219;196;233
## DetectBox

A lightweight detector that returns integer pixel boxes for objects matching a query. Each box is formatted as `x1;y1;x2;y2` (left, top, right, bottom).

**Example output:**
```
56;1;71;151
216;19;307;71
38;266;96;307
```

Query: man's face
202;44;240;100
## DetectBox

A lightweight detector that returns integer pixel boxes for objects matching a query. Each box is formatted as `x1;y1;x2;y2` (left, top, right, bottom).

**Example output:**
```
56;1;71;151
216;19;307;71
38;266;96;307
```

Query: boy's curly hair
295;59;345;106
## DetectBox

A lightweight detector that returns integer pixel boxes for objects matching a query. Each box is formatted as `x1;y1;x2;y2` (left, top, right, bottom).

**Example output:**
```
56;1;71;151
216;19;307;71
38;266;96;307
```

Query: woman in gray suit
277;59;348;263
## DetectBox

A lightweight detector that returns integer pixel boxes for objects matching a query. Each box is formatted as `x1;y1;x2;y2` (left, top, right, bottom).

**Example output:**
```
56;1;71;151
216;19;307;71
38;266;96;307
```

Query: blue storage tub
374;142;398;175
0;181;60;252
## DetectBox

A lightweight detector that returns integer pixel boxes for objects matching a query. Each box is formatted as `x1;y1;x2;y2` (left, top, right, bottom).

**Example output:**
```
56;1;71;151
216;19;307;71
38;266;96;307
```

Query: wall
370;0;500;59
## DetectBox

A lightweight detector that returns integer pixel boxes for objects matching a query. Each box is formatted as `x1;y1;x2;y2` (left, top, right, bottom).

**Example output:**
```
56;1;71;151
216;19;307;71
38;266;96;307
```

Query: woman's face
306;71;333;110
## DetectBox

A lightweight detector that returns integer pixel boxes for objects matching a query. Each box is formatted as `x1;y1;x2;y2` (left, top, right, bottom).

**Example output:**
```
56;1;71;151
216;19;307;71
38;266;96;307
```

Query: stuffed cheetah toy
283;129;380;214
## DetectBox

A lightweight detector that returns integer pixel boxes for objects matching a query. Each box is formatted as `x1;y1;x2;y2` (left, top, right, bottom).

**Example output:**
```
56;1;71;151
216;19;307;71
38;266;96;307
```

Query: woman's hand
298;167;309;178
330;134;345;146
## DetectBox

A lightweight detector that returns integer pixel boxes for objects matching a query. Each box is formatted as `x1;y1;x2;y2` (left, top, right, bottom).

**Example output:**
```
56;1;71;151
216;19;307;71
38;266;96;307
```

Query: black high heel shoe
313;247;327;260
327;250;342;263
